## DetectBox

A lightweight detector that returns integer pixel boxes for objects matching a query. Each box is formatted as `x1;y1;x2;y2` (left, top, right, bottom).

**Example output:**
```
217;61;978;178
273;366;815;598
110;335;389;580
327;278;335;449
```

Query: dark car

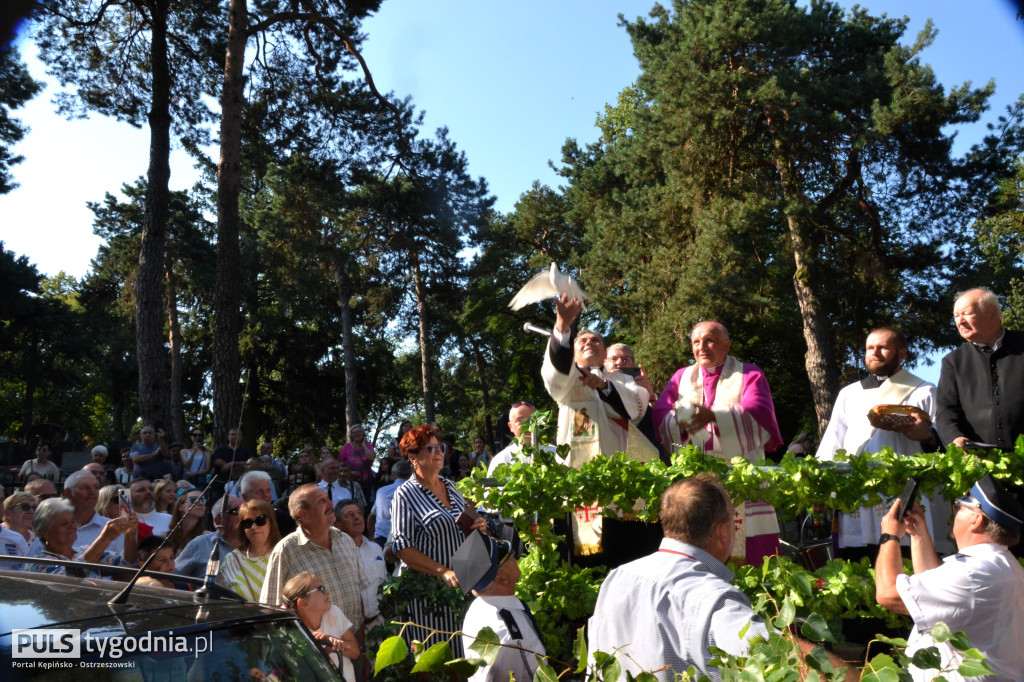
0;564;339;681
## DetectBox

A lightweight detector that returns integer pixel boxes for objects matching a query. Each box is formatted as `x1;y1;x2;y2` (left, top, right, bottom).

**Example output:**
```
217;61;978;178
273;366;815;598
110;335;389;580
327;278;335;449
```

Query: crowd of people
0;286;1022;680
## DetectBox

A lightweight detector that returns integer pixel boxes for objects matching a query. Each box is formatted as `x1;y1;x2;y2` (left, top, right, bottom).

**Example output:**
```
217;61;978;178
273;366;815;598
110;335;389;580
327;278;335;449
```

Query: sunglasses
13;502;36;513
955;498;983;514
240;514;270;530
185;496;207;505
421;444;443;454
304;585;327;598
222;508;240;516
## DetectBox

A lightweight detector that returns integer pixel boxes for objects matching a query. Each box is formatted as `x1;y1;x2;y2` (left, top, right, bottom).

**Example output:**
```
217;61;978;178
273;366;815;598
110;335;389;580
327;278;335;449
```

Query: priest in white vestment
541;295;650;557
816;327;951;554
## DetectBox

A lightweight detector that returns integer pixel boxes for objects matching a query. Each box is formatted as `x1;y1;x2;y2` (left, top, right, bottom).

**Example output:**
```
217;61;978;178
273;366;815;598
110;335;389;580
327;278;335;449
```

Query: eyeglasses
304;585;327;597
955;497;983;514
240;514;270;530
421;444;443;454
185;496;206;505
13;502;36;513
223;508;240;516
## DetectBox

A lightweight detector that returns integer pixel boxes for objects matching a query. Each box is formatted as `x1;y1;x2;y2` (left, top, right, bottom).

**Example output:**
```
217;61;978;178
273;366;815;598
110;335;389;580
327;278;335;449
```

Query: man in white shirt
334;500;387;628
455;532;546;682
875;474;1024;681
589;474;849;681
66;470;124;552
129;478;172;537
487;401;556;475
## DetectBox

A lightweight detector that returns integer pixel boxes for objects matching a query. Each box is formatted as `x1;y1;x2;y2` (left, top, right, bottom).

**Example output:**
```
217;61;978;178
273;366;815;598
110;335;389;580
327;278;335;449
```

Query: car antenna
109;473;242;606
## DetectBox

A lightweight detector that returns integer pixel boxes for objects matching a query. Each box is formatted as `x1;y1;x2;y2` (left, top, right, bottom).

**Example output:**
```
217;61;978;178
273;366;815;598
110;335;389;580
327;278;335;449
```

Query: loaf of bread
867;404;931;431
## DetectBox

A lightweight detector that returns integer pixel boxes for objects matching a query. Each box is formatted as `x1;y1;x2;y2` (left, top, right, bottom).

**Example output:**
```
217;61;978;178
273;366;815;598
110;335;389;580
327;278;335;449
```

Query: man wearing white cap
875;474;1024;680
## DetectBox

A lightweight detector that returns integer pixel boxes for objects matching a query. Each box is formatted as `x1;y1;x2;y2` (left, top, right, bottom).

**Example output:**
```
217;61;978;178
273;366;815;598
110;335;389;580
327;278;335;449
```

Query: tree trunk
773;151;839;436
329;255;359;433
412;257;435;423
166;258;184;442
136;0;172;429
211;0;248;445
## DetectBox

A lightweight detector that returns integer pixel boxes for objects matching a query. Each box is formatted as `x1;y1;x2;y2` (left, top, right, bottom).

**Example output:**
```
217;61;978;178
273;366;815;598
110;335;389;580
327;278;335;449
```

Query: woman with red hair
391;424;487;656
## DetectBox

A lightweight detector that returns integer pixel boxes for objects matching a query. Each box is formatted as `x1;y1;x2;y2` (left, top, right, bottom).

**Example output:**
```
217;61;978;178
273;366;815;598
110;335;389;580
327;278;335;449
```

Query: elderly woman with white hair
30;497;138;577
1;491;37;570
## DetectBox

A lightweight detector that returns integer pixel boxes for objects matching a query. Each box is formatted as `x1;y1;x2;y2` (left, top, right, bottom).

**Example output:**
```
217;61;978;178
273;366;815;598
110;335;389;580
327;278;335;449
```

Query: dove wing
508;270;560;310
551;268;589;302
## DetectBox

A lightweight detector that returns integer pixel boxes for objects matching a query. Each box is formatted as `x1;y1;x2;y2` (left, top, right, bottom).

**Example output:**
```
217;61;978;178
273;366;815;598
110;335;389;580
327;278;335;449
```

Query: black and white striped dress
391;475;470;656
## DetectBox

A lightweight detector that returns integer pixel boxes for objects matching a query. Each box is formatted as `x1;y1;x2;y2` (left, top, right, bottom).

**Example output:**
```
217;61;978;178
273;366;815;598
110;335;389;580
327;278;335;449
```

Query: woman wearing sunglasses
183;428;212;486
281;572;357;682
392;424;488;657
0;492;37;570
168;491;210;554
220;499;282;601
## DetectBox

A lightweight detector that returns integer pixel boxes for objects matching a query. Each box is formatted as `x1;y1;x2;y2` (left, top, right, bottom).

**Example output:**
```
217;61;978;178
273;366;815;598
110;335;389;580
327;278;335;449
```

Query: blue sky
2;0;1022;392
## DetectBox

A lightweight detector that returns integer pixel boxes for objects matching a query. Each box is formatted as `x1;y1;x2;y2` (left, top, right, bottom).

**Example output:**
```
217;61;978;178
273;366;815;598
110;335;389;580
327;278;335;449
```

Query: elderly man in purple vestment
652;321;784;565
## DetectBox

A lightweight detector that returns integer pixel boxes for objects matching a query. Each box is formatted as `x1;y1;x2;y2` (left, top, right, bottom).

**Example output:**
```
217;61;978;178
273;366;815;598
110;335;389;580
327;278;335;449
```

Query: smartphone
896;476;921;522
619;367;642;378
118;489;132;518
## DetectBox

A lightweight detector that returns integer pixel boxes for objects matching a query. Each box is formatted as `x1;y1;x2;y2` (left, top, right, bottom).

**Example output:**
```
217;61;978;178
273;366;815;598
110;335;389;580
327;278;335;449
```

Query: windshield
4;619;338;681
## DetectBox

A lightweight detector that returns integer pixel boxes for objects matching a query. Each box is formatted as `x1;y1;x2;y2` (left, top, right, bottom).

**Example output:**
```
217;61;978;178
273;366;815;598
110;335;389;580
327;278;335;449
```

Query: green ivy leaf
373;636;408;676
803;645;834;674
948;630;971;651
602;658;622;682
929;622;952;643
873;633;909;647
533;662;559;682
574;625;588;672
445;657;484;678
956;653;995;678
861;653;902;682
468;626;502;665
776;596;796;628
799;612;835;644
410;641;452;673
909;646;942;670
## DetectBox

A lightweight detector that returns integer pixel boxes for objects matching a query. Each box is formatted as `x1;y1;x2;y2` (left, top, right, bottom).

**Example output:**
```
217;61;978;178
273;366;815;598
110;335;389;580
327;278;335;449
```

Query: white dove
508;262;589;311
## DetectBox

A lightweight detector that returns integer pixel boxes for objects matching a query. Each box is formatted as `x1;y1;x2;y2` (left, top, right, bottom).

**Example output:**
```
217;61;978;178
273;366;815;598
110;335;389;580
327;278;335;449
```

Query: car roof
0;569;291;638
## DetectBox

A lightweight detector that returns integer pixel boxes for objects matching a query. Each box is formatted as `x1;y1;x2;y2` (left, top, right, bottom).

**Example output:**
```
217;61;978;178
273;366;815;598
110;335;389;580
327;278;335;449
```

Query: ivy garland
452;422;1024;664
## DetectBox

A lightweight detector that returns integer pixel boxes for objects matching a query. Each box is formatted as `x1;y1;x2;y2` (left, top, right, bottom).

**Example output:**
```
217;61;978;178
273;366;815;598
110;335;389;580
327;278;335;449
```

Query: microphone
522;323;552;337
